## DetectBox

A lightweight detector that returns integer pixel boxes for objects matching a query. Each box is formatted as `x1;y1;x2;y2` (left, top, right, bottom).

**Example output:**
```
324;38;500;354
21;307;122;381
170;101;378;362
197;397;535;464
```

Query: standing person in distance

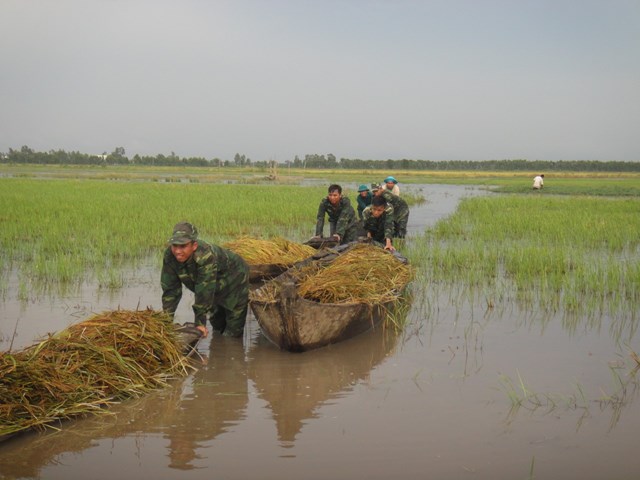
161;222;250;339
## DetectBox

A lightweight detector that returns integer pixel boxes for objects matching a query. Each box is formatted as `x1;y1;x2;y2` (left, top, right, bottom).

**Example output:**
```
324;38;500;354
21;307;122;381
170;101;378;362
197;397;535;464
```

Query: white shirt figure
533;174;544;190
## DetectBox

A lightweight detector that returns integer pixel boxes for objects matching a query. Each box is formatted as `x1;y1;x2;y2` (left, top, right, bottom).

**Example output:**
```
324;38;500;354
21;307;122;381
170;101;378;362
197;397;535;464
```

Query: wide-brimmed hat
384;176;397;184
169;222;198;245
357;184;369;192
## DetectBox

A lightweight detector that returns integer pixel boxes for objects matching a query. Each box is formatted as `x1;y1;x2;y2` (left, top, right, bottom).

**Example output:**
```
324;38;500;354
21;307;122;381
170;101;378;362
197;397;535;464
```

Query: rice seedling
0;309;194;437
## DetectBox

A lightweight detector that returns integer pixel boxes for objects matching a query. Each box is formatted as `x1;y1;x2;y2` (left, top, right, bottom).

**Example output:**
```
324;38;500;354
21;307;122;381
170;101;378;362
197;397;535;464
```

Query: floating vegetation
223;236;315;266
252;244;413;304
0;309;193;438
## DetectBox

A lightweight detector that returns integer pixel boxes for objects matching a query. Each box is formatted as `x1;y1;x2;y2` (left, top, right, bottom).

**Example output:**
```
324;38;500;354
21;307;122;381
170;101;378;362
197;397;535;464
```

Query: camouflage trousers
208;279;250;338
394;210;409;238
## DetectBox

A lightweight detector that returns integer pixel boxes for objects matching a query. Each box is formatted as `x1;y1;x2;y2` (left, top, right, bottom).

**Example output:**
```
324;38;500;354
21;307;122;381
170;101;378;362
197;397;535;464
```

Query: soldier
161;222;249;338
312;184;359;244
356;184;373;220
372;182;409;238
362;195;395;251
383;176;400;196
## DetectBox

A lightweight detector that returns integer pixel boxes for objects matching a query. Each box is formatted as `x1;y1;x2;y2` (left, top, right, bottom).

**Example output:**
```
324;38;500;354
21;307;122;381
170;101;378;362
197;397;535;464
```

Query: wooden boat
250;245;404;352
251;281;393;352
0;321;202;445
174;322;204;356
248;263;289;284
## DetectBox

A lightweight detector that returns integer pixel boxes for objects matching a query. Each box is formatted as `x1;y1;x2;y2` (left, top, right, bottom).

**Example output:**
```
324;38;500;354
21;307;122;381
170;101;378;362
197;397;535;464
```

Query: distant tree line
1;146;638;172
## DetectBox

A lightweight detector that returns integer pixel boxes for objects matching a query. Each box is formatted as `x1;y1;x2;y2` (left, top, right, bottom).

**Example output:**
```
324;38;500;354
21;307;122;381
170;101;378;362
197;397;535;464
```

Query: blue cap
384;176;397;184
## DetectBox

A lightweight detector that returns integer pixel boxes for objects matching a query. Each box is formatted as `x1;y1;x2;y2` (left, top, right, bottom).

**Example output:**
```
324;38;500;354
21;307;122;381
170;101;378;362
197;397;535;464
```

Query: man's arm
161;260;183;319
315;200;326;237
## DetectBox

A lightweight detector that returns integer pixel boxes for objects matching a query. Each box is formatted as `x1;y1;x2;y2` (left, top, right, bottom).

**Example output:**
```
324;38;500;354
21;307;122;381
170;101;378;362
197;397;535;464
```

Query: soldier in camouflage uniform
362;195;396;251
371;182;409;238
313;184;358;244
161;222;250;338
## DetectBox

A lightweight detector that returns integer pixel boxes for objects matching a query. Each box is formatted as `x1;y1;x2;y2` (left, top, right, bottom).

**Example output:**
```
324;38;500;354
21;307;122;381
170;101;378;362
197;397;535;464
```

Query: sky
1;0;639;162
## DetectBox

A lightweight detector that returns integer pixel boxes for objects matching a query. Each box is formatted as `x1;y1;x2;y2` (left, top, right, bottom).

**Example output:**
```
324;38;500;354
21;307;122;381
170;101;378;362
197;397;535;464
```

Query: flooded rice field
1;185;639;479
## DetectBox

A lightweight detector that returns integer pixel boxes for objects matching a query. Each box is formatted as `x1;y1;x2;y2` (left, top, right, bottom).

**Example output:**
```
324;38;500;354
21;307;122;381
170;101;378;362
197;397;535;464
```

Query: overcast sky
1;0;638;162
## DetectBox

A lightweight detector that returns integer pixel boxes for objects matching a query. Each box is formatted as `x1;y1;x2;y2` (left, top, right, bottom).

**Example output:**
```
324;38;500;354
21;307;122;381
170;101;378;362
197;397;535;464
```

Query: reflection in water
0;335;249;476
164;336;248;470
247;325;399;447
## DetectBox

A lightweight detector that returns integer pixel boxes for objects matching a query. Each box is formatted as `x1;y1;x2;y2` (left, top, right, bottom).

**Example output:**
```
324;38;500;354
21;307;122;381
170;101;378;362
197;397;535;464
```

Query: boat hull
251;285;391;352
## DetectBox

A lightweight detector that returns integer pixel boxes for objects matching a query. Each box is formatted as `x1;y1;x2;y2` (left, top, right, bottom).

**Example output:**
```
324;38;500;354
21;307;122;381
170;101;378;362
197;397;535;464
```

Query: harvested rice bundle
0;309;193;437
251;244;413;304
297;244;413;303
223;237;315;266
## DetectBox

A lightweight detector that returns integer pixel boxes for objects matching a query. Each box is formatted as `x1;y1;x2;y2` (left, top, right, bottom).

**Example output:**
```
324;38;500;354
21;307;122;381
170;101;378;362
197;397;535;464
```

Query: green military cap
371;182;381;191
358;184;369;192
169;222;198;245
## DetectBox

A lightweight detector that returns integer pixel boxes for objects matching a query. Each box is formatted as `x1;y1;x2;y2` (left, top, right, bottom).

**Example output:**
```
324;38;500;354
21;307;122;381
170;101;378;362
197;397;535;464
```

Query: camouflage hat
371;182;381;191
169;222;198;245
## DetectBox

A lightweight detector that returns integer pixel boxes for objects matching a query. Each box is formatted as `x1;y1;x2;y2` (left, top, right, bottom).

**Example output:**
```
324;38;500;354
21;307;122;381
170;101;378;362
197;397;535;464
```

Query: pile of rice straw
223;236;315;266
0;309;193;437
252;244;413;304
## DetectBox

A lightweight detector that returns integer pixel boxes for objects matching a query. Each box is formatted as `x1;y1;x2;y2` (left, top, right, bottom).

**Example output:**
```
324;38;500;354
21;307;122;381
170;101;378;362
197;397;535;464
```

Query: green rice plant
407;195;640;327
0;179;325;295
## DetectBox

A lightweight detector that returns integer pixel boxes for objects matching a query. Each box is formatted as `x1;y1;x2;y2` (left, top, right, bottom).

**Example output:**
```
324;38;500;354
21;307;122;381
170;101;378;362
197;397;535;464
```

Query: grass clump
0;309;193;437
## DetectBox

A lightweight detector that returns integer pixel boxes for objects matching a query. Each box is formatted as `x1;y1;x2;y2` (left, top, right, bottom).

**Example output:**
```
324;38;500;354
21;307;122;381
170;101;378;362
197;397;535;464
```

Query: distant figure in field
383;176;400;196
533;174;544;190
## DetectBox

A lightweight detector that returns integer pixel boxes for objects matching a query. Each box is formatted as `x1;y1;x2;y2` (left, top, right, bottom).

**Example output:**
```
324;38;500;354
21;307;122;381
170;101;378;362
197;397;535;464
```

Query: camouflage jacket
362;205;395;243
315;196;358;237
380;190;409;215
161;240;249;326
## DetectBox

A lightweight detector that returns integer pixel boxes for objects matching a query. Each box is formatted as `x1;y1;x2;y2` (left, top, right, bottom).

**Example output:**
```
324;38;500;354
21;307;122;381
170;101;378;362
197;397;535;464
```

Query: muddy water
2;185;640;479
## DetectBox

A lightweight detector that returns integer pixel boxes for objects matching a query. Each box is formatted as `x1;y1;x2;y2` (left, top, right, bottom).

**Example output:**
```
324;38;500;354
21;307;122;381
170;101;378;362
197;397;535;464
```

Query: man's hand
196;324;209;338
